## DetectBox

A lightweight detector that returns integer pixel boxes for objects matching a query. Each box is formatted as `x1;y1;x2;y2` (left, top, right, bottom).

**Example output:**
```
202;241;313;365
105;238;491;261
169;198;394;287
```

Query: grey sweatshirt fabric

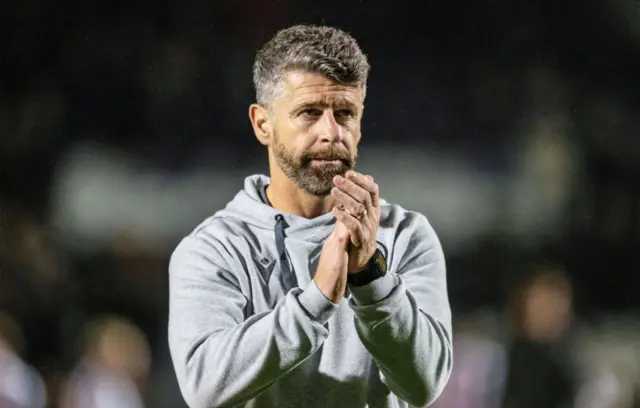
168;174;453;408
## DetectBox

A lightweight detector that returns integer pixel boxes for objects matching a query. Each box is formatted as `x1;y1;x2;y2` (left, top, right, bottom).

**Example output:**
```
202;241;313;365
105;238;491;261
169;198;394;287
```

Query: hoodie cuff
349;272;399;306
296;280;340;325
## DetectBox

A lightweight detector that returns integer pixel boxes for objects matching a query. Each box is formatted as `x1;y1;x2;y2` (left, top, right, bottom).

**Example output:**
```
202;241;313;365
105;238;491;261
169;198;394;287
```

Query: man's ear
249;104;272;146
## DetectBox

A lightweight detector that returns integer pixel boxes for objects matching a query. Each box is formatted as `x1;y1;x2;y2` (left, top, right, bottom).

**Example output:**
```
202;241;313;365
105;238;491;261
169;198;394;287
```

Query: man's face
268;71;364;196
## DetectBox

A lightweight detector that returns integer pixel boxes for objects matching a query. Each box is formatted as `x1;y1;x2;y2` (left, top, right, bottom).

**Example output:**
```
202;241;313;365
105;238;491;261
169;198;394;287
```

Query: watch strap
347;249;385;287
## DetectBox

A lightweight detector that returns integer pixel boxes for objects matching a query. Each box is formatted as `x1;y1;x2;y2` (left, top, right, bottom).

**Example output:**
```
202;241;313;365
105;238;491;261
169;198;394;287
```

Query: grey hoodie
168;175;452;408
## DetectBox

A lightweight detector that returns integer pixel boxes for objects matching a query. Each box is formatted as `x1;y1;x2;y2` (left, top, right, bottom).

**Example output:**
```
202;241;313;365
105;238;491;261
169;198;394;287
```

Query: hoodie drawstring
274;214;297;290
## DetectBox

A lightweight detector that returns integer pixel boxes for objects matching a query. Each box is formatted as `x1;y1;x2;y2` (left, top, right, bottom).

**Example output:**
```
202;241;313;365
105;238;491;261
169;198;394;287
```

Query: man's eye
301;108;322;117
335;109;354;118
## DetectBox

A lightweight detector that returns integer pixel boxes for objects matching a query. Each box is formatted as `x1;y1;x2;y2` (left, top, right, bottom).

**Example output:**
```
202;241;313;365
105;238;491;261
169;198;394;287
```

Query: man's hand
331;171;381;273
313;221;351;303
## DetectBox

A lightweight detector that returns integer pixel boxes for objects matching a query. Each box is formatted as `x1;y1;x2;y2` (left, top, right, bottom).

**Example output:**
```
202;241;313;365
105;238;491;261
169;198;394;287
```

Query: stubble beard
271;133;356;196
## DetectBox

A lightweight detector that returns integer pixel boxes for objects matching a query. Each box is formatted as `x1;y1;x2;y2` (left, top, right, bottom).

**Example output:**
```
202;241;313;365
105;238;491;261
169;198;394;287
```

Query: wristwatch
347;249;388;287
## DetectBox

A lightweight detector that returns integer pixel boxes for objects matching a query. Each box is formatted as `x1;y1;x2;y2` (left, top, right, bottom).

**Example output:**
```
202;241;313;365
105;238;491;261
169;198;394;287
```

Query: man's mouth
311;158;342;166
309;158;342;165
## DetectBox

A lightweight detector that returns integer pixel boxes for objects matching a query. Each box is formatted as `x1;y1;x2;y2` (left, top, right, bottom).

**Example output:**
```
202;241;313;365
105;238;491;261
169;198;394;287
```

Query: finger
332;207;364;248
346;171;380;209
333;175;372;210
333;207;364;248
345;171;377;195
331;187;367;218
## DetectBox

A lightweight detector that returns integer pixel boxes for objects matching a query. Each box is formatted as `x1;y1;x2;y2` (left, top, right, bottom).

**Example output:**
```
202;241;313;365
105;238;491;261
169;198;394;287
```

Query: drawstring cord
274;214;297;290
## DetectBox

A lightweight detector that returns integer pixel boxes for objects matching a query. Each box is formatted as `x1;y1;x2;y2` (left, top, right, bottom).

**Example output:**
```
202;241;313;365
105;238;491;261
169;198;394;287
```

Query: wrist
347;249;387;287
349;262;369;275
348;245;377;274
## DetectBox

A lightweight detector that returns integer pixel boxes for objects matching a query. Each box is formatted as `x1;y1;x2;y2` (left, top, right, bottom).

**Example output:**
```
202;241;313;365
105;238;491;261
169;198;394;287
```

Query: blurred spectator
430;311;508;408
0;311;48;408
573;319;640;408
0;206;73;370
59;315;150;408
501;265;578;408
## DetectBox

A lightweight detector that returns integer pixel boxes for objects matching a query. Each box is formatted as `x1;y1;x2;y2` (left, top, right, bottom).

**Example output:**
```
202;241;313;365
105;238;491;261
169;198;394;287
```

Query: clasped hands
330;171;381;274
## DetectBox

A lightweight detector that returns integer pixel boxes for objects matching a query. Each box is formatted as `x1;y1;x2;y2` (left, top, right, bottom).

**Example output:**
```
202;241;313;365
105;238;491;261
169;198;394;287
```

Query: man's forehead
282;71;362;104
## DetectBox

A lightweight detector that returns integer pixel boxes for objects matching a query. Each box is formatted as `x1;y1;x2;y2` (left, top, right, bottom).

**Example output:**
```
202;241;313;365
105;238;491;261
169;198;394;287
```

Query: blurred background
1;0;639;407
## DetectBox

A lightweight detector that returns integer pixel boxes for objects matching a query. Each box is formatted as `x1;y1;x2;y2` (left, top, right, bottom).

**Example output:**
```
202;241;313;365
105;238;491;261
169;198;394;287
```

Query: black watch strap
347;249;387;287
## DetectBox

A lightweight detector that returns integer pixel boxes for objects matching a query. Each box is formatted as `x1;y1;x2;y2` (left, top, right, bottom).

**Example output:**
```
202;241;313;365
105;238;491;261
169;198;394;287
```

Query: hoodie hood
215;174;337;244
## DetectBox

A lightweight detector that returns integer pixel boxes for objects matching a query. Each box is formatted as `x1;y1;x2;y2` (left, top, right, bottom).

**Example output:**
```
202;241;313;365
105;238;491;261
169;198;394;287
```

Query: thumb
332;221;351;246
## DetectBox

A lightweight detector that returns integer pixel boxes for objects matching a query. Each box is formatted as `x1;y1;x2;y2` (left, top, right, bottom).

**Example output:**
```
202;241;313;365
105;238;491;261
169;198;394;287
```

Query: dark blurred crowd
1;0;640;407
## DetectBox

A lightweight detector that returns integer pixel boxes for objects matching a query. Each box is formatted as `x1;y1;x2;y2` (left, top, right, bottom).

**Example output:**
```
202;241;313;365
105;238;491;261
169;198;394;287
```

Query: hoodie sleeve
347;213;453;407
168;235;339;408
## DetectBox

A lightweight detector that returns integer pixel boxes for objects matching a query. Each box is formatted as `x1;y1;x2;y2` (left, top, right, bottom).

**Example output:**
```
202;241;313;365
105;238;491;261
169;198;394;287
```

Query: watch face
375;250;387;274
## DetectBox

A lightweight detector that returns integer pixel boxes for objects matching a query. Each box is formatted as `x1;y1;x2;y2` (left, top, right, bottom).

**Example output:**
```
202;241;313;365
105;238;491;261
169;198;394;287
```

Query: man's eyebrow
293;98;359;111
293;101;329;110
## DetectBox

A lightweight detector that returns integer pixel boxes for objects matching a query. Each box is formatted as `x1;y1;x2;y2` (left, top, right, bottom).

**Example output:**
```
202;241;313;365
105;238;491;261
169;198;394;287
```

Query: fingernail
346;171;356;178
334;175;343;184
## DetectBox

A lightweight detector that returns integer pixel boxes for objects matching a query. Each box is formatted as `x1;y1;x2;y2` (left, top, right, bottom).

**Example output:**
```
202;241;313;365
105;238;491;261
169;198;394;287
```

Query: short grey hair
253;24;370;107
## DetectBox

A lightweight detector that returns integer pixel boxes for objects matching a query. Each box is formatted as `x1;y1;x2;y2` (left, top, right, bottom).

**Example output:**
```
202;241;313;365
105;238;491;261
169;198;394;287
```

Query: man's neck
266;176;335;219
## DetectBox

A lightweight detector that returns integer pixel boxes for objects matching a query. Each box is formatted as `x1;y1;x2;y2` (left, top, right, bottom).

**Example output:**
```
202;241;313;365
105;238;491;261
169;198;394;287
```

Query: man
0;312;47;408
169;24;452;408
58;316;149;408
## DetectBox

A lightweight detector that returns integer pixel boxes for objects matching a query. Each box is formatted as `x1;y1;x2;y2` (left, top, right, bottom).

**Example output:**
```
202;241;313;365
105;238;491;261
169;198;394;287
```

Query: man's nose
318;110;343;144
